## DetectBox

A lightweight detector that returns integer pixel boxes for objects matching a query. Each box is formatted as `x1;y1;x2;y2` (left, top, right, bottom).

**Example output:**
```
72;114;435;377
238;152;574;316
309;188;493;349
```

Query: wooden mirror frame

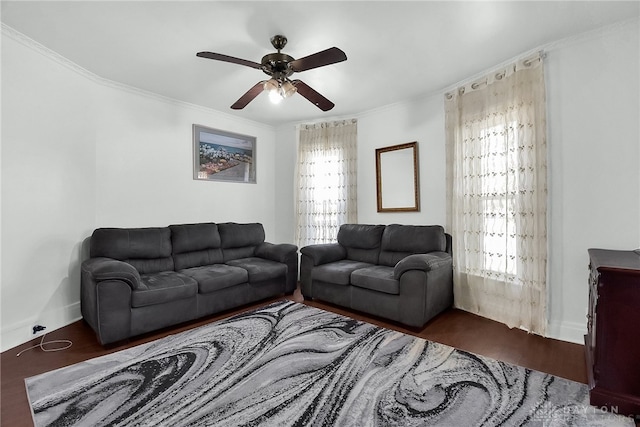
375;142;420;212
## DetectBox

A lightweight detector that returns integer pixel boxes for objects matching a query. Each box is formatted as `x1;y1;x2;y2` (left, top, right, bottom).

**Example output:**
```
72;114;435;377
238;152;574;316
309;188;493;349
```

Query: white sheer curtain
445;53;548;335
295;119;357;248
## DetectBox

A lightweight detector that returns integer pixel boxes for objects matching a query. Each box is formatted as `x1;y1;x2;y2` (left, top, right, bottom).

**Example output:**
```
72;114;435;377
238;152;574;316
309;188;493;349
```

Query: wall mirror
375;141;420;212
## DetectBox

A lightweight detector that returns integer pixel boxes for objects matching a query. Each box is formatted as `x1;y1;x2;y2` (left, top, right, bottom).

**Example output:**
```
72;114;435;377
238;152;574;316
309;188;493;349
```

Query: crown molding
2;22;99;81
1;23;275;131
441;16;639;96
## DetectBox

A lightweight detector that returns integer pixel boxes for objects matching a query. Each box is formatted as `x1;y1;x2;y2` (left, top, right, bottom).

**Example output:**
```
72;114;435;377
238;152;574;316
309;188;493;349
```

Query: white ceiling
2;1;639;127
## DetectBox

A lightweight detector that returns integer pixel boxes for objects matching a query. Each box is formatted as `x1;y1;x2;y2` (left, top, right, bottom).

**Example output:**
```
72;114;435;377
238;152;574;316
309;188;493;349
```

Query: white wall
2;33;97;352
356;97;447;226
274;19;640;344
545;19;640;341
94;85;277;231
1;29;279;351
273;124;298;244
272;95;448;243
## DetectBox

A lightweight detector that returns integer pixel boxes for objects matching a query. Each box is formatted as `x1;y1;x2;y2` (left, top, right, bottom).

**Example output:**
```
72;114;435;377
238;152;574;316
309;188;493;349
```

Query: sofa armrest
255;242;298;263
300;244;347;266
81;257;137;345
81;257;141;290
394;252;452;279
255;242;299;294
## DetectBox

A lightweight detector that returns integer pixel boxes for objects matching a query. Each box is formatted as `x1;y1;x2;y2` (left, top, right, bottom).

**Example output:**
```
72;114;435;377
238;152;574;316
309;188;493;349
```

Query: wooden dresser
585;249;640;419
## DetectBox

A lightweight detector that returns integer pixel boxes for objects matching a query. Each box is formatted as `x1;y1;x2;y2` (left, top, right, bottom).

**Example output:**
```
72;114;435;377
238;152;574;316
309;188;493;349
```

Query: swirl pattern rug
25;301;633;426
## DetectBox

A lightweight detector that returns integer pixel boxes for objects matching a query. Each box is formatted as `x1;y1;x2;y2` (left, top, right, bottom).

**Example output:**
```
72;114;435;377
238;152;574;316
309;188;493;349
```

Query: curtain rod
445;51;546;99
299;118;357;130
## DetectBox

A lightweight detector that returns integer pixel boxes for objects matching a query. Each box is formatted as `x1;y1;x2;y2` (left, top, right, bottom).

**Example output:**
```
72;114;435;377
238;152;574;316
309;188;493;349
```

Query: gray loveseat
300;224;453;328
81;222;297;345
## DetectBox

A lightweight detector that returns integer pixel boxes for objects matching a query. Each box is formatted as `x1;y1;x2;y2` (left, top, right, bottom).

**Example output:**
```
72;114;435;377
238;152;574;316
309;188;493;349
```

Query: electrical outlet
31;324;47;338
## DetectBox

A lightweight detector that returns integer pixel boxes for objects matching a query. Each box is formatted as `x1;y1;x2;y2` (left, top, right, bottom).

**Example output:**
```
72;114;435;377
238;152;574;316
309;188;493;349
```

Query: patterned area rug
25;301;633;426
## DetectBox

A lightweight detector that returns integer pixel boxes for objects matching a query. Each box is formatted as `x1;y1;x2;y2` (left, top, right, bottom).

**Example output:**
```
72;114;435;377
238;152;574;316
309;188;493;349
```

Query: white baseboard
1;302;82;353
547;320;587;344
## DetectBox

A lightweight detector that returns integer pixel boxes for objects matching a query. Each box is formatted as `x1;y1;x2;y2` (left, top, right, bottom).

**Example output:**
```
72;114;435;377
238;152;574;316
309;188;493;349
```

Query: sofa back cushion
337;224;385;264
170;223;224;270
90;227;174;274
218;222;265;261
378;224;447;266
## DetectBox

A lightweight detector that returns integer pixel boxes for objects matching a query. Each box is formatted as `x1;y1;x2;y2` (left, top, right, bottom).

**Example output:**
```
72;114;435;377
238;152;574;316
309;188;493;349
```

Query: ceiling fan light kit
263;78;297;104
197;35;347;111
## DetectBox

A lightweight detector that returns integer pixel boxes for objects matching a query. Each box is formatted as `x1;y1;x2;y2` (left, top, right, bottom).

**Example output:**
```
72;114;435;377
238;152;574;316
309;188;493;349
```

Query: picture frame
375;141;420;212
193;124;256;183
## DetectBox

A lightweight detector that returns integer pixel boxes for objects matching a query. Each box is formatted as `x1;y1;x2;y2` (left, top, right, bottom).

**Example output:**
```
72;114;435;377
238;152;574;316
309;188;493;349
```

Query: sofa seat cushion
312;260;375;285
351;266;400;295
179;264;248;294
133;272;198;308
226;257;286;282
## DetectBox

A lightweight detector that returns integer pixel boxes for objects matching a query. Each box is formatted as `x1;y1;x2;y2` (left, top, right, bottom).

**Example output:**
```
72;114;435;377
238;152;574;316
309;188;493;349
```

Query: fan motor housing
261;53;294;77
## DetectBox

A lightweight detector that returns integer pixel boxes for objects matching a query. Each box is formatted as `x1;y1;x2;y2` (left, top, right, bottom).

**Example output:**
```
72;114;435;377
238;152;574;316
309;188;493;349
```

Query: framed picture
193;124;256;183
375;141;420;212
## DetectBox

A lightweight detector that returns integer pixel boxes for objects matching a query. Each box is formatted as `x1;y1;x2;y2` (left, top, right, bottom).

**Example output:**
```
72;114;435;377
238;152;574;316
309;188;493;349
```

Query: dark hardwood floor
2;289;588;426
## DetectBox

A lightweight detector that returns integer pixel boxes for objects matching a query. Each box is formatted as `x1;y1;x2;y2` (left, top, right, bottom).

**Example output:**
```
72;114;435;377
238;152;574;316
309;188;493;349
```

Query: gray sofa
300;224;453;328
81;222;297;345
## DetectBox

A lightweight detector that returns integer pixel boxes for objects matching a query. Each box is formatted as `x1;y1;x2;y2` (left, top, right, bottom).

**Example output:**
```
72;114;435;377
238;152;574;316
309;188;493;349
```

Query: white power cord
16;332;72;357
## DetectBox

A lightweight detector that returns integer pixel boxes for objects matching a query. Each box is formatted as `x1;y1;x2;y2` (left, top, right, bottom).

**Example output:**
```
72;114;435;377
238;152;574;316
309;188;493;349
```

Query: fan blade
289;47;347;72
230;82;265;110
196;52;262;69
292;80;335;111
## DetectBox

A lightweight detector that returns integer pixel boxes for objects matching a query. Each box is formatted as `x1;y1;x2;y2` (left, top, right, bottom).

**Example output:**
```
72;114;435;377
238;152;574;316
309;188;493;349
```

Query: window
302;151;343;237
295;120;357;248
479;124;518;281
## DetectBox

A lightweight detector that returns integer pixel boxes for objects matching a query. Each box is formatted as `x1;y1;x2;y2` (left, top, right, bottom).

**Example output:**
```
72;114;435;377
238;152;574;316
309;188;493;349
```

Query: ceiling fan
196;35;347;111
